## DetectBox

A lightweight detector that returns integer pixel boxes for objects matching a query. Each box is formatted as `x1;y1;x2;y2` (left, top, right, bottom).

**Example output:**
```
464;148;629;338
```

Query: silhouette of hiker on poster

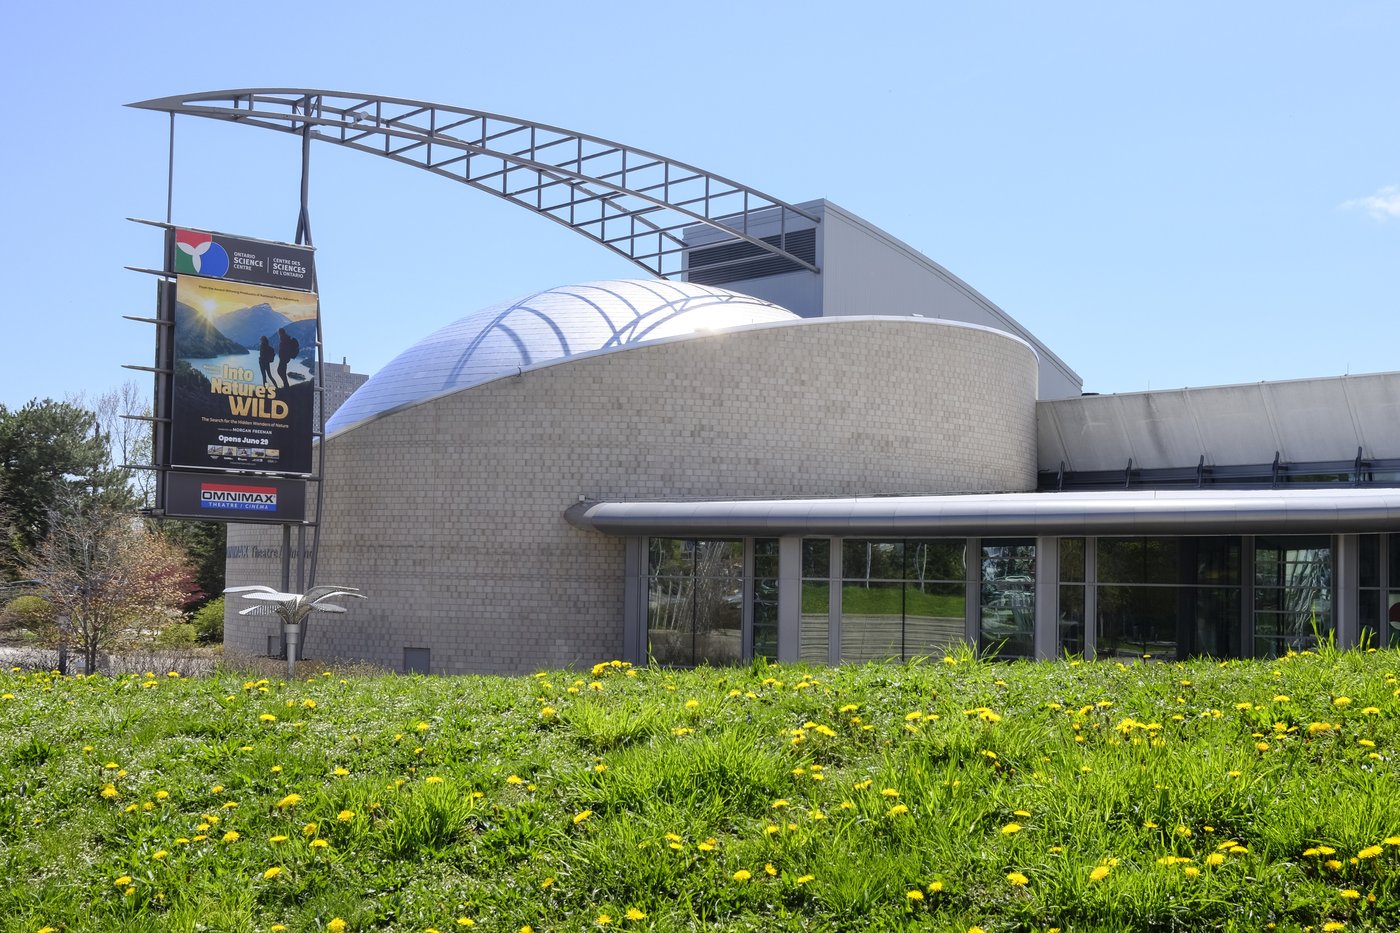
277;327;301;390
259;335;276;386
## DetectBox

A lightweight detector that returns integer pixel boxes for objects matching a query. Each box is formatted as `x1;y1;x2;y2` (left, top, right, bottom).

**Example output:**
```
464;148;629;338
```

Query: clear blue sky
2;1;1396;410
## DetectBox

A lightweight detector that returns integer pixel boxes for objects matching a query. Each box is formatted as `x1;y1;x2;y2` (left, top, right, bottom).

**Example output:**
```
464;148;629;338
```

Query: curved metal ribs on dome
128;89;821;279
323;279;799;435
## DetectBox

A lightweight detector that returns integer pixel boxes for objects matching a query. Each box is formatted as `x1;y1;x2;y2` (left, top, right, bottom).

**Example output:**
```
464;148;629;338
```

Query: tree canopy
0;398;133;576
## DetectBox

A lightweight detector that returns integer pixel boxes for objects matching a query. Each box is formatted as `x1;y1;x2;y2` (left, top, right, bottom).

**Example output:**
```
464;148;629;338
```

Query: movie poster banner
169;275;318;475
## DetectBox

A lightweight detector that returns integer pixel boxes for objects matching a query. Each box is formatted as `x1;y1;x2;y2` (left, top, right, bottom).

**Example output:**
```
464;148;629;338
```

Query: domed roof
327;279;799;433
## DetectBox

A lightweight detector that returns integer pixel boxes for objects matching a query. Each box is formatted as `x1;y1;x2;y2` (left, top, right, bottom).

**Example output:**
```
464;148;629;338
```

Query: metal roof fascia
566;490;1400;538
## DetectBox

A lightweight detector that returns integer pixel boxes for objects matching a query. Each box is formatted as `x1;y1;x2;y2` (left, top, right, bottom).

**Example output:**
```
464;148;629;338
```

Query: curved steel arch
129;88;820;280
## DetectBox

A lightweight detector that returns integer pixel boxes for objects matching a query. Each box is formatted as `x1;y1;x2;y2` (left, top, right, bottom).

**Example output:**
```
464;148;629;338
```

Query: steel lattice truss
130;89;820;279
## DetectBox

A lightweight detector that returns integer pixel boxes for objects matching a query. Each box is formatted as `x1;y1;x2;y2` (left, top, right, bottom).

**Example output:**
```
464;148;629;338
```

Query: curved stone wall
225;317;1038;674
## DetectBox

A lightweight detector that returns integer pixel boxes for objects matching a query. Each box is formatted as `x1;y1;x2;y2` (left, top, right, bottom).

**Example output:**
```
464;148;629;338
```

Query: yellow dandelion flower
155;790;169;800
152;850;168;860
927;880;944;893
1205;853;1226;866
262;866;283;879
337;809;355;822
333;767;350;776
1326;859;1343;871
222;830;240;843
270;834;288;843
100;785;118;799
259;713;277;723
772;799;790;809
906;889;924;901
1323;923;1345;932
1334;697;1352;707
327;919;347;933
310;838;329;849
733;869;752;881
1006;871;1029;886
1001;822;1022;835
796;874;814;884
114;875;133;887
1089;865;1111;882
595;914;611;926
1358;845;1383;859
302;821;318;836
684;699;700;710
881;788;899;798
886;803;910;817
1183;866;1201;878
573;810;593;824
425;775;444;784
1340;889;1361;900
765;863;778;876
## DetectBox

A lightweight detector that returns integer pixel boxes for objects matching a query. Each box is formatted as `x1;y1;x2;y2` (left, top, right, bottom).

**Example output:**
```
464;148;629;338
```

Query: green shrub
192;596;224;644
3;594;55;635
156;622;198;647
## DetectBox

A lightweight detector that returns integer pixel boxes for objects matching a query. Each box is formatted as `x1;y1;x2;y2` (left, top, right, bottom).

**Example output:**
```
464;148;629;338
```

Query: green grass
2;650;1399;932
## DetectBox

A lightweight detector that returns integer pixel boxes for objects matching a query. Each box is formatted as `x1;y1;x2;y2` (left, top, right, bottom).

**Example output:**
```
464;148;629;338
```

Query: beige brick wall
226;318;1037;673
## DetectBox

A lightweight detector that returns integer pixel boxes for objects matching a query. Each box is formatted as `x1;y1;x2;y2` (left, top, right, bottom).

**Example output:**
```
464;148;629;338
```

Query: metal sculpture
128;89;820;280
225;584;365;674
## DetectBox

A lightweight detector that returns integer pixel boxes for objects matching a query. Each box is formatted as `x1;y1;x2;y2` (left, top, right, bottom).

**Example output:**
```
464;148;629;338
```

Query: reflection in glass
1252;536;1331;658
837;538;968;662
903;581;966;658
752;539;779;661
800;582;829;664
980;540;1035;659
840;581;903;662
1060;538;1085;583
1059;585;1085;656
646;539;744;667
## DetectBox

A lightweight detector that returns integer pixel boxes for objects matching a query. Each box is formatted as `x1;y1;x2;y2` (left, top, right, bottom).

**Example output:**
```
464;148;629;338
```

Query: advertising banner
164;471;307;523
167;227;315;291
169;274;318;475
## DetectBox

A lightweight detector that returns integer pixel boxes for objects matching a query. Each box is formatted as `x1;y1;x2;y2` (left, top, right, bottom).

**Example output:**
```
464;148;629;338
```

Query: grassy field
3;648;1399;932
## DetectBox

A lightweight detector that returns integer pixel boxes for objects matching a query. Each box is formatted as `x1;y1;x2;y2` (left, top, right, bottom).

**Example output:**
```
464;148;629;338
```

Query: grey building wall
225;317;1039;674
683;199;1084;401
1038;370;1400;471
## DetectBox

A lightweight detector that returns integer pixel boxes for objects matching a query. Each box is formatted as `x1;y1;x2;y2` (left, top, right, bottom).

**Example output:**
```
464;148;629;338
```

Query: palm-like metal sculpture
225;585;365;673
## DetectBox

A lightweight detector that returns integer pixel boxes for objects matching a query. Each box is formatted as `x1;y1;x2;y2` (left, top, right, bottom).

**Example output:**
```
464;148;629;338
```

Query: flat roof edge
565;489;1400;538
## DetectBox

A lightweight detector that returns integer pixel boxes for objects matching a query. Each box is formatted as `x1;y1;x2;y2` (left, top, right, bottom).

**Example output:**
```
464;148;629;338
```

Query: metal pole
166;113;175;224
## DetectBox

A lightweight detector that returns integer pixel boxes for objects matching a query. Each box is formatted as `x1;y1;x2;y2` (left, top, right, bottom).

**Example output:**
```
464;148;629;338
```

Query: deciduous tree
25;494;198;672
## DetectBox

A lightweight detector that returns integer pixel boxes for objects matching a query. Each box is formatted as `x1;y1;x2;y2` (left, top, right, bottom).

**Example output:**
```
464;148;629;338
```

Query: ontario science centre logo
174;230;230;277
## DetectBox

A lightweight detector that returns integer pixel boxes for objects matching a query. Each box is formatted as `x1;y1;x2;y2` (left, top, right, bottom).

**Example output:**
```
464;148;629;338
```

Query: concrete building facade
223;207;1400;674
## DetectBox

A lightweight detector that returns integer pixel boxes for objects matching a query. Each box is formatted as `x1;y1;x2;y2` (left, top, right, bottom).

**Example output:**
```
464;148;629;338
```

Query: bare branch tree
25;493;196;672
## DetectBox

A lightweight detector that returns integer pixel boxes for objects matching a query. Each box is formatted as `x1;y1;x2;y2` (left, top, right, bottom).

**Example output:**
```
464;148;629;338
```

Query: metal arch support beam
128;89;821;280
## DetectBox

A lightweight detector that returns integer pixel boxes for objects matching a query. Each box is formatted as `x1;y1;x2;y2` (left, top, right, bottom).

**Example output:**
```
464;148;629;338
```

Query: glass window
840;581;903;662
802;539;830;579
904;581;966;659
801;538;832;664
980;540;1035;659
1060;538;1085;583
838;538;968;662
646;539;744;667
1360;534;1380;589
752;539;779;661
1058;585;1085;657
1252;536;1331;658
800;581;829;664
